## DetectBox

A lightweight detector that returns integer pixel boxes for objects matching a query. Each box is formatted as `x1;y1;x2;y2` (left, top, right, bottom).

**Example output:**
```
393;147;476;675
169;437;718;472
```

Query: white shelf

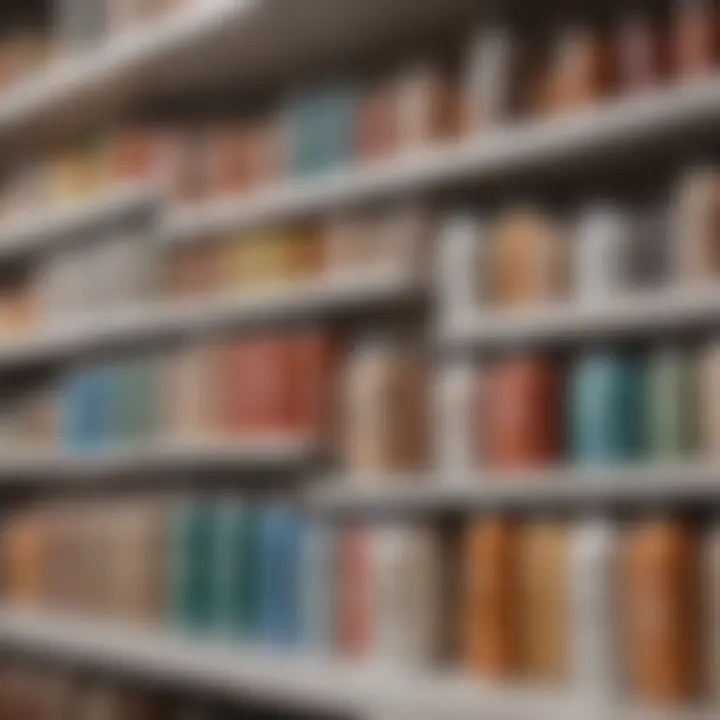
0;436;316;481
442;286;720;349
309;462;720;514
0;182;159;262
162;76;720;243
0;609;713;720
0;269;421;369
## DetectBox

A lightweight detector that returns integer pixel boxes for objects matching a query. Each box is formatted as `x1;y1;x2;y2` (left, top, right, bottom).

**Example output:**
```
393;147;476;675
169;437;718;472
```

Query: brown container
462;518;521;681
617;3;669;90
673;166;720;283
342;341;430;476
357;79;400;161
674;0;719;77
490;207;568;308
396;64;460;150
623;519;700;703
2;512;45;609
519;521;570;684
543;25;613;114
484;357;562;469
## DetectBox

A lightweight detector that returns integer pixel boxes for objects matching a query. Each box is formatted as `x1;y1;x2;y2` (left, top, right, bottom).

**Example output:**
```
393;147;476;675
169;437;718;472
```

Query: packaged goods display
6;507;720;707
0;327;339;451
2;1;720;718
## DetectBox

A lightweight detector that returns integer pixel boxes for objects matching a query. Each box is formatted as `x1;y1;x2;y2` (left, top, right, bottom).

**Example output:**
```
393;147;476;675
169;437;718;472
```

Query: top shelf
162;75;720;243
0;0;473;155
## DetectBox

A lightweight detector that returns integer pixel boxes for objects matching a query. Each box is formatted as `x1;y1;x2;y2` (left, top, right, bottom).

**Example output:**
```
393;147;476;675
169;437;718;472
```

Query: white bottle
571;519;619;699
575;204;630;303
436;213;485;327
435;362;480;481
372;525;440;667
464;25;516;131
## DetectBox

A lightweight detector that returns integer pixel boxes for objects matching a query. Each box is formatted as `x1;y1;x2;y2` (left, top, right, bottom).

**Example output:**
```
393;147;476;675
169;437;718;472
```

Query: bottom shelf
0;609;714;720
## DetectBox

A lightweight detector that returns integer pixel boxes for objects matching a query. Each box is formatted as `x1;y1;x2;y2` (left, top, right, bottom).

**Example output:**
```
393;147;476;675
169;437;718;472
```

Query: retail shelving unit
1;0;720;719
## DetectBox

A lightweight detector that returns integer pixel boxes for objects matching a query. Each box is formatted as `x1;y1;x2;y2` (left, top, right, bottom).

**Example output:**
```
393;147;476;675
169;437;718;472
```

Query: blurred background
0;0;718;718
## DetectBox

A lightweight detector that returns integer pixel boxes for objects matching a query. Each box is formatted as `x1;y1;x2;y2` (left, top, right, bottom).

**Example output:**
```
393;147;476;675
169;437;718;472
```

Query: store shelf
0;609;713;720
0;182;159;263
0;269;422;370
441;286;720;349
163;76;720;243
0;0;249;149
0;0;472;152
309;462;720;514
0;436;316;482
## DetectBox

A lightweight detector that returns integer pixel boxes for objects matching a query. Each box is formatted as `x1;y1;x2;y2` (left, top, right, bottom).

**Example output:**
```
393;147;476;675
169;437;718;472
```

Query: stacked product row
5;0;720;226
5;505;720;706
2;157;719;341
0;203;427;340
0;0;192;96
437;343;720;475
0;664;324;720
0;327;337;450
6;333;720;471
440;164;720;319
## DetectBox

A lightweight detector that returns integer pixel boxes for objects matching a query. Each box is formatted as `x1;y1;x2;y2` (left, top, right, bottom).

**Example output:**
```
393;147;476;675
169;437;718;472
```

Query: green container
213;501;263;641
168;500;217;633
646;346;695;459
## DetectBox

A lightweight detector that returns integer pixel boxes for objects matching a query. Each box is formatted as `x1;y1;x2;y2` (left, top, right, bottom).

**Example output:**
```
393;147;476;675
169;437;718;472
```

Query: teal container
213;501;263;641
259;505;301;649
290;86;356;177
645;347;695;459
320;86;357;170
168;500;217;633
299;522;336;652
569;351;644;465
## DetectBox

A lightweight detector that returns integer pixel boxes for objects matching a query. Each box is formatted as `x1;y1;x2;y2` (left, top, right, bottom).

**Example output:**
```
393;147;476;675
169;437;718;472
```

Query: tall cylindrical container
673;166;720;283
462;518;520;681
568;351;644;465
520;520;570;685
338;526;374;659
485;357;562;469
168;500;216;633
704;524;720;702
623;519;699;703
571;519;619;699
645;346;695;459
698;341;720;456
259;505;301;649
436;213;485;323
299;521;336;653
373;525;441;667
490;207;568;308
574;204;630;302
435;363;481;478
213;500;262;642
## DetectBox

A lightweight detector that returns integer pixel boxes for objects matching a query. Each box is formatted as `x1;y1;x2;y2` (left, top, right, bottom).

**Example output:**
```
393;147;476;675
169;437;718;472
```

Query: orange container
623;519;700;703
462;518;521;681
